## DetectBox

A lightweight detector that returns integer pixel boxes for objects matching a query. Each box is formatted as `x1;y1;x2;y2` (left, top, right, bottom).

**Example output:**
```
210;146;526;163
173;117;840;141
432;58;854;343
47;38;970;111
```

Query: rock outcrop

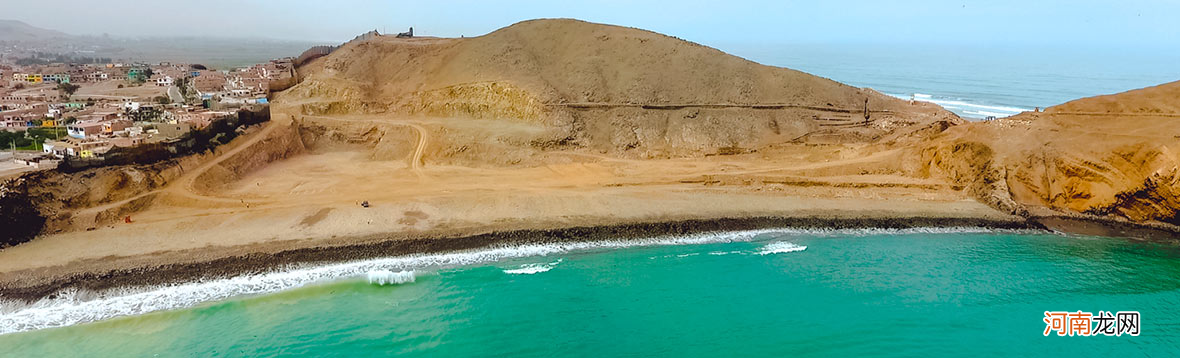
921;81;1180;225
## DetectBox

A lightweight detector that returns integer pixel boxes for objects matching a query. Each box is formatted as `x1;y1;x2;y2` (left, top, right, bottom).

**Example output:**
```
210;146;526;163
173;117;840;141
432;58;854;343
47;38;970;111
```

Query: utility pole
863;98;870;125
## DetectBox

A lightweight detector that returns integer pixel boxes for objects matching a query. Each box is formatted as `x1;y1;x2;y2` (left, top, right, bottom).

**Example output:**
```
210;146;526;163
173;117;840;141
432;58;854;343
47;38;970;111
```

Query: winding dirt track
301;115;429;177
75;113;434;226
174;118;284;199
74;118;285;224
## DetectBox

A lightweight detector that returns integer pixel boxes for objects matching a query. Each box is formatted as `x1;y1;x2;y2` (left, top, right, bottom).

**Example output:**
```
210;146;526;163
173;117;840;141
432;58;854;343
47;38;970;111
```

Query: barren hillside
920;80;1180;226
1048;81;1180;115
0;20;69;42
279;19;957;158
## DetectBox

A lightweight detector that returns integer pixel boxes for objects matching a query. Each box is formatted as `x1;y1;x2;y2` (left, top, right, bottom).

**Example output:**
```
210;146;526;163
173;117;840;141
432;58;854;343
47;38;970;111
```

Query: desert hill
0;20;69;42
921;80;1180;226
281;19;957;158
1047;80;1180;115
293;19;899;107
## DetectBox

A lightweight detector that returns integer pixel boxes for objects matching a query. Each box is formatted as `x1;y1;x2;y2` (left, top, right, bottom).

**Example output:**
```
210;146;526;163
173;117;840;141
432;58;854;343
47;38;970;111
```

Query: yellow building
80;149;94;158
41;119;57;127
27;74;42;83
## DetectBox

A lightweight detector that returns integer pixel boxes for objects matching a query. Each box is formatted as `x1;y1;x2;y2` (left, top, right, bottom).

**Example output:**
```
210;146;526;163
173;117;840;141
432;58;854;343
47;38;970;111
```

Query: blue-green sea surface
2;230;1179;357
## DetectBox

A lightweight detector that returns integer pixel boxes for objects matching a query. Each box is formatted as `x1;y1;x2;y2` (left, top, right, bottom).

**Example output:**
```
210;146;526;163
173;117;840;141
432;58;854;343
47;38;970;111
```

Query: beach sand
0;111;1027;299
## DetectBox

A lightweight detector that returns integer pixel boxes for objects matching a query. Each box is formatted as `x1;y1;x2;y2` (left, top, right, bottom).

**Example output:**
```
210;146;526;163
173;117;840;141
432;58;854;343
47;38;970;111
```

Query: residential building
102;119;132;134
127;68;148;81
2;119;27;129
42;74;69;84
67;121;104;139
155;122;192;138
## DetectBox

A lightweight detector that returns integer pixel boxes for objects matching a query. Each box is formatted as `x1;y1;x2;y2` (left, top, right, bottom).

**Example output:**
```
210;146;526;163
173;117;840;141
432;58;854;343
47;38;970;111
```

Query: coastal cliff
0;19;1177;299
921;81;1180;226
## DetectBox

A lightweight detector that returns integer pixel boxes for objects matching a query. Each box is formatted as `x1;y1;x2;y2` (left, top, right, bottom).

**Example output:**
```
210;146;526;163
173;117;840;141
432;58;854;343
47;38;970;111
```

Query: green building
127;68;149;82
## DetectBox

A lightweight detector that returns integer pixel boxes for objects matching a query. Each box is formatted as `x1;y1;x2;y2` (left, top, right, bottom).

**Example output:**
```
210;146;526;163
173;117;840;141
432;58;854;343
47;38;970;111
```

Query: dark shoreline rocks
3;214;1178;303
0;216;1038;302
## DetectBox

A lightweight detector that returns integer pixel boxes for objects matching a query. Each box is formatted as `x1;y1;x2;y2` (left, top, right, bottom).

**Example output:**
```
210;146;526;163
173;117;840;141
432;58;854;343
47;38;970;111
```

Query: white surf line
503;259;564;275
757;241;807;255
367;270;416;285
0;226;1038;335
888;92;1033;118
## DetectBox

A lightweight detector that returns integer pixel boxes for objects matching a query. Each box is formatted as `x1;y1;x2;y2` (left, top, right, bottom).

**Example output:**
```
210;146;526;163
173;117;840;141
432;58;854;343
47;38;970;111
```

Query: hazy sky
5;0;1179;50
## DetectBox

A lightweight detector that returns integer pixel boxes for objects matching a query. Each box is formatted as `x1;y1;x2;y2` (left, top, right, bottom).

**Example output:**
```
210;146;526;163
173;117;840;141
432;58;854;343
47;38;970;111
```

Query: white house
42;141;58;157
122;99;140;112
156;76;174;87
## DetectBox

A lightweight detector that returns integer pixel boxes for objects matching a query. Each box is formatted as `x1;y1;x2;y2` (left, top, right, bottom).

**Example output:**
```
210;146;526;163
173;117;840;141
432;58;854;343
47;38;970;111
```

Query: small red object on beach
124;216;133;224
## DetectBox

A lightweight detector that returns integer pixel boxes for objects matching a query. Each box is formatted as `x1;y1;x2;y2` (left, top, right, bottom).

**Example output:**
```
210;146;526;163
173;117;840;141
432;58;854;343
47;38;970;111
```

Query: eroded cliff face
917;141;1026;217
0;110;304;243
0;176;47;247
0;164;173;246
278;19;955;159
919;81;1180;225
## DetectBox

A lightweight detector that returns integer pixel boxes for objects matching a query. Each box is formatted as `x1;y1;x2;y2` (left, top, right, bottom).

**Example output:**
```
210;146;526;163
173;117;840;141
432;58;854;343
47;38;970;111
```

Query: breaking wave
758;242;808;255
0;226;1033;335
367;270;415;285
890;92;1031;119
503;259;563;275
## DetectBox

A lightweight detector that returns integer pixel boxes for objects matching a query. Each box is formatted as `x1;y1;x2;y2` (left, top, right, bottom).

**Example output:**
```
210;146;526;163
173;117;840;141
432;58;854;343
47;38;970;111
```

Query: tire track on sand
302;115;429;178
73;119;284;225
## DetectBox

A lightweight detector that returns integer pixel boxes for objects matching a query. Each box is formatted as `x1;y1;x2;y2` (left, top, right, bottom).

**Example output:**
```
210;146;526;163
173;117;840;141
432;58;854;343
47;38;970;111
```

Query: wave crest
367;270;415;285
758;242;808;255
503;259;563;275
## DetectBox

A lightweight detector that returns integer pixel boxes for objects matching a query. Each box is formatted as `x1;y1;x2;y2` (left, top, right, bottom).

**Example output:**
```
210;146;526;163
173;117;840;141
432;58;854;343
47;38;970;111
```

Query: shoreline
3;210;1178;304
0;215;1039;302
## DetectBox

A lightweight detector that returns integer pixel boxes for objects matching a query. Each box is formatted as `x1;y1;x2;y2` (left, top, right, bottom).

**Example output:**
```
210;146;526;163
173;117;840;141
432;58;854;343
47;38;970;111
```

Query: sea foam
367;270;415;285
758;242;808;255
890;92;1031;119
503;259;563;275
0;226;1035;335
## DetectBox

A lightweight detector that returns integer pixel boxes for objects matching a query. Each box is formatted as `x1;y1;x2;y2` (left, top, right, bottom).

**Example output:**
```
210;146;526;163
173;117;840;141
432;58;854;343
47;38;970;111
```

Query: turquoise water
3;230;1180;356
723;43;1180;119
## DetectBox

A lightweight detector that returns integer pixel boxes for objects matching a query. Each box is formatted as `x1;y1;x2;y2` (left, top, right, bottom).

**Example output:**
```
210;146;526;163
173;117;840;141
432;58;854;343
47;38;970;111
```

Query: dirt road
302;115;430;177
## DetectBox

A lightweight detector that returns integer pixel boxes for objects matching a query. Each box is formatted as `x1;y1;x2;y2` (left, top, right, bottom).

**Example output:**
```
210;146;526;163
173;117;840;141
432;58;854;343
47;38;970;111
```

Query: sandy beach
0;110;1029;298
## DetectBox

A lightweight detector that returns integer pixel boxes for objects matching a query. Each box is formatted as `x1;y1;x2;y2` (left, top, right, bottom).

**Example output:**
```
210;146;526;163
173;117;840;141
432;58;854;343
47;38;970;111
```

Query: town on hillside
0;53;293;177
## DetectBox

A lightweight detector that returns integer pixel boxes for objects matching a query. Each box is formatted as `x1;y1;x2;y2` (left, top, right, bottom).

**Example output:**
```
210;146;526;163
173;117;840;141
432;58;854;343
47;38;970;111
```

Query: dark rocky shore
1;216;1040;302
4;213;1179;303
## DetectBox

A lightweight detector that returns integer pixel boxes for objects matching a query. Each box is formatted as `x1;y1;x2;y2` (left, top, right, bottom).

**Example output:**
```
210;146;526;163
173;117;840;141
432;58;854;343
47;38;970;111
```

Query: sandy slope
921;81;1180;225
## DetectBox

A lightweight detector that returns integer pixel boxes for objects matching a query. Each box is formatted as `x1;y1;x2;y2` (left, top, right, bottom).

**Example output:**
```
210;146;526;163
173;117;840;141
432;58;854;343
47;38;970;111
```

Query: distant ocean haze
723;42;1180;119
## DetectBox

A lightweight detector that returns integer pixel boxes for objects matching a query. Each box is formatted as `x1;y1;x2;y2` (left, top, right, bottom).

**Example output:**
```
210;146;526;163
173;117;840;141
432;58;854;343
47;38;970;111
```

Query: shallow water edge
0;216;1042;303
8;213;1180;306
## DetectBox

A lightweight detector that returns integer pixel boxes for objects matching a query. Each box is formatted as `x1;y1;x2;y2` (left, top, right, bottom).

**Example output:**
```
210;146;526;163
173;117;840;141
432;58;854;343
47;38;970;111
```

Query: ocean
3;229;1179;356
725;43;1180;119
